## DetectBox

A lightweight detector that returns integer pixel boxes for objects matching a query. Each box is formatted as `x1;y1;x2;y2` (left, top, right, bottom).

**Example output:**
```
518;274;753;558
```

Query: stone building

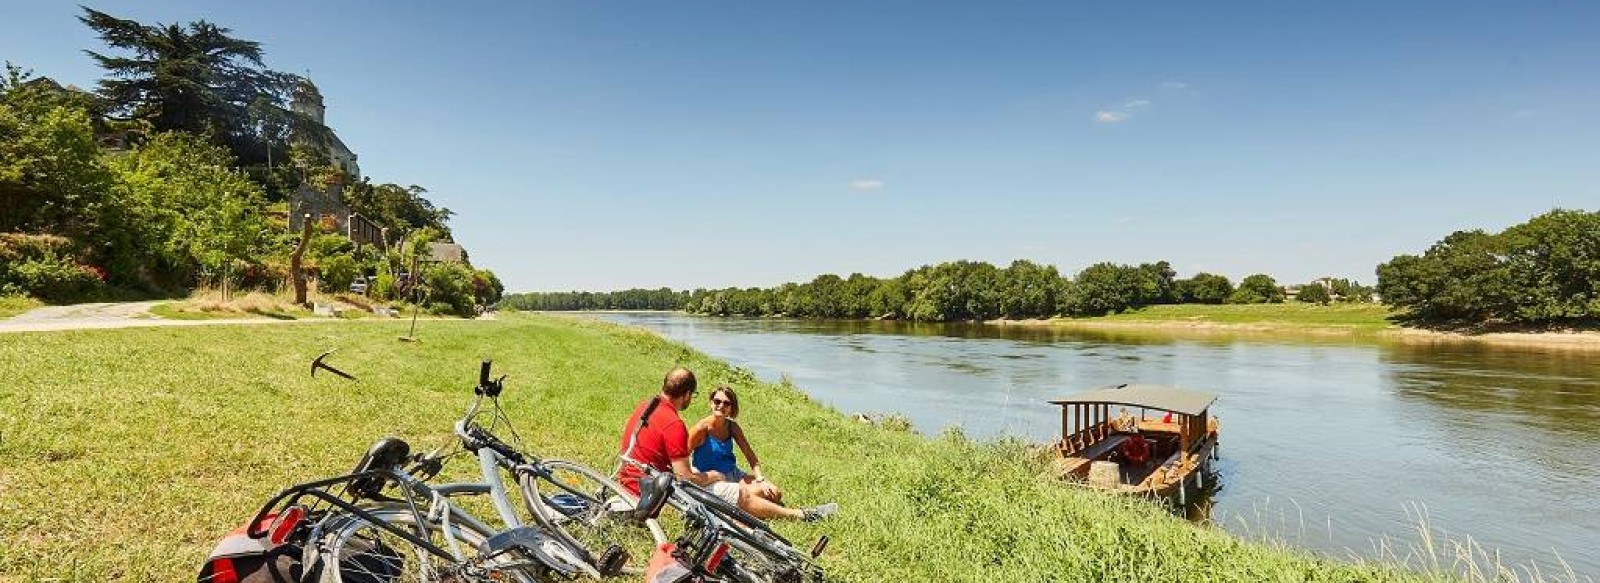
291;79;359;177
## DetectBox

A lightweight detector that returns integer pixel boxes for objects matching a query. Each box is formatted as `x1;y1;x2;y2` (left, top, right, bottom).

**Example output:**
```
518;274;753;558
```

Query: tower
291;78;326;126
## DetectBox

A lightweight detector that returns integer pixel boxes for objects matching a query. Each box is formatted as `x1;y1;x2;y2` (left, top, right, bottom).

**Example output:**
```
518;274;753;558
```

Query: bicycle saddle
635;473;676;521
346;437;411;500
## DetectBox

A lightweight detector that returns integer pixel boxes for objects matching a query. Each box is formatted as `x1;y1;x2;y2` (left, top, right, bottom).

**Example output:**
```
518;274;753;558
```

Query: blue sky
4;1;1596;292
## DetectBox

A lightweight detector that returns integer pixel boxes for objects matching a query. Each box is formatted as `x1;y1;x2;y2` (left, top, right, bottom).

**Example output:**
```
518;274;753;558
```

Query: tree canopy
78;7;325;167
1377;209;1600;324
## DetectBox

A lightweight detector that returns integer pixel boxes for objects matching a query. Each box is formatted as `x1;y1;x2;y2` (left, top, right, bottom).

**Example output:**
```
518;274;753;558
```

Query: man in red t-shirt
618;367;835;522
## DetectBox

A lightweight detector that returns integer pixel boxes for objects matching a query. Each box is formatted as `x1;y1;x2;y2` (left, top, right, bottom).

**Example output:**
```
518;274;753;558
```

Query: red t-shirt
616;396;689;496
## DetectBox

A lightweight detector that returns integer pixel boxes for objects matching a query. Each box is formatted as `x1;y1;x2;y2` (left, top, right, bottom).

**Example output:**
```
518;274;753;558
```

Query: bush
1297;283;1332;305
371;272;397;301
420;262;476;317
1228;274;1285;304
319;255;359;293
0;234;103;301
5;257;103;301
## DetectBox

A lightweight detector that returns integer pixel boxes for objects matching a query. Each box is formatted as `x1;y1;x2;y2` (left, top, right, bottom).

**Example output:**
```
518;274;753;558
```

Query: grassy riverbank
1;314;1478;581
1032;303;1397;334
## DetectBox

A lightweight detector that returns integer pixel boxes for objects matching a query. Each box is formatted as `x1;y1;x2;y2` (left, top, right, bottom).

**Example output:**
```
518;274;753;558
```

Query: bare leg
738;491;804;520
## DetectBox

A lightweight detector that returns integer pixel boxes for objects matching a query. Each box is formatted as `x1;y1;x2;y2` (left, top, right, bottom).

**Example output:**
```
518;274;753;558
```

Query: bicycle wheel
671;488;819;583
520;459;668;575
313;506;572;583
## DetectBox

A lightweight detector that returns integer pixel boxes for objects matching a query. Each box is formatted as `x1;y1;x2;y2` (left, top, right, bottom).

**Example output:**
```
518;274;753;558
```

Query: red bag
645;542;696;583
196;513;305;583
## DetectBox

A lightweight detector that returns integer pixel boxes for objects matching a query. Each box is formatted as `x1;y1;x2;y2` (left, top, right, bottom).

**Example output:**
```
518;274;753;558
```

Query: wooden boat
1049;384;1219;504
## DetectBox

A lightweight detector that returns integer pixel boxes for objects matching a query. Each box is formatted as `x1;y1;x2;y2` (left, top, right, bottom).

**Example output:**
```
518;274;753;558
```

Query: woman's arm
687;418;711;452
730;422;763;480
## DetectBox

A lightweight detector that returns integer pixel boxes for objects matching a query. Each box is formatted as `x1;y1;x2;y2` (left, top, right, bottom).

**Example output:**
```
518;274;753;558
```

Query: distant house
427;242;466;264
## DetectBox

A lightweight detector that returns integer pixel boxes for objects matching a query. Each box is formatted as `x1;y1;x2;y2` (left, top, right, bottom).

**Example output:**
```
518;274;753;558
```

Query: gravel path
0;301;307;334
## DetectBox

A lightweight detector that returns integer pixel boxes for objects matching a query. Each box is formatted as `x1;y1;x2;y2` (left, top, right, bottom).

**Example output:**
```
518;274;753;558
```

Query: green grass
0;295;43;319
1;314;1461;581
1067;303;1399;333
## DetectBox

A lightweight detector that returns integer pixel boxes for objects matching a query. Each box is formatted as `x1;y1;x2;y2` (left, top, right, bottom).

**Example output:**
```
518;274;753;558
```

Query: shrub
319;255;359;293
1229;274;1285;304
420;262;476;316
5;256;103;301
371;272;397;301
1298;283;1332;305
0;234;102;301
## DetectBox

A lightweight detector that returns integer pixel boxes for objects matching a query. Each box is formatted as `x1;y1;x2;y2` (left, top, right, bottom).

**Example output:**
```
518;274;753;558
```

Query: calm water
587;312;1600;577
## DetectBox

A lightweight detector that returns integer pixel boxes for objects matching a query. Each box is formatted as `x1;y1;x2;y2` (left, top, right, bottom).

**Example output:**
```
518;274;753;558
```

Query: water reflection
580;313;1600;577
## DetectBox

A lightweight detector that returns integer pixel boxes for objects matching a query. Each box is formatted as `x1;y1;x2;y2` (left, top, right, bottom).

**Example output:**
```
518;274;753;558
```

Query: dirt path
0;301;308;334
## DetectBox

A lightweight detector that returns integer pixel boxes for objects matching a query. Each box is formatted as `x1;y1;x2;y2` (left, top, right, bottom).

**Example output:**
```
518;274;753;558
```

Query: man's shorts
708;481;741;506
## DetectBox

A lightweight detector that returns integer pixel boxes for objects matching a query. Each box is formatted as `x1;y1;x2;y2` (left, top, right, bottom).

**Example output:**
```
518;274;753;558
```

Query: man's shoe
801;502;838;523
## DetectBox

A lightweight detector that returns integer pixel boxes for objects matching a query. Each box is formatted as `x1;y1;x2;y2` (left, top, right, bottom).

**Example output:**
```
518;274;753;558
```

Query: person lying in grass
617;368;836;522
689;385;783;503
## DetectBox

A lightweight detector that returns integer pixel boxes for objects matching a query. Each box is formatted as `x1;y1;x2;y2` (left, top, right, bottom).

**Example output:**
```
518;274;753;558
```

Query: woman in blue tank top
688;385;782;503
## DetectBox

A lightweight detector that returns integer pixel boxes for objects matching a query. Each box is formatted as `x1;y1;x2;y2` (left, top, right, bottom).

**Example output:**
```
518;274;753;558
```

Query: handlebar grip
478;360;492;387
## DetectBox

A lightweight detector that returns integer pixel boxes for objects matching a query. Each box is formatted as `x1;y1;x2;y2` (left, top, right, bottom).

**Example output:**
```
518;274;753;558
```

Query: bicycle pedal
598;544;630;577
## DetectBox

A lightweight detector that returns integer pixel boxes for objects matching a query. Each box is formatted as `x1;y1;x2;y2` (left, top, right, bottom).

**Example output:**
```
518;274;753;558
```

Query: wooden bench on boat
1049;383;1220;503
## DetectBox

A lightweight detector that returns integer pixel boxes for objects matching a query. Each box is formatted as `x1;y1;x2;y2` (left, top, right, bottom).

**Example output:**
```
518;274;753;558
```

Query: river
584;313;1598;577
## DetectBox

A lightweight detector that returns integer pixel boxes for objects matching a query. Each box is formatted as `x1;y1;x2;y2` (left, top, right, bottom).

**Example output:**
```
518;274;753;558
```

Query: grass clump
0;295;43;319
0;313;1486;581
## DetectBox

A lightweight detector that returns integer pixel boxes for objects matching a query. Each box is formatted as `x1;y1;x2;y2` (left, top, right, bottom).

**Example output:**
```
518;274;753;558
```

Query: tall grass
0;313;1539;581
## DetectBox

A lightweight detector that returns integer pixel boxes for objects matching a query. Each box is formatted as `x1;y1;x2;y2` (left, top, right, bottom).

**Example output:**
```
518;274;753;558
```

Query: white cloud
1160;81;1190;91
1094;110;1129;123
850;179;884;191
1124;99;1151;109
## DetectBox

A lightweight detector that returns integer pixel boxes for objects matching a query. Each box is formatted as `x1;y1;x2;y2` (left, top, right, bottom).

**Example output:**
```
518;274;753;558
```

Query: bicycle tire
670;487;819;583
313;506;581;583
520;459;668;575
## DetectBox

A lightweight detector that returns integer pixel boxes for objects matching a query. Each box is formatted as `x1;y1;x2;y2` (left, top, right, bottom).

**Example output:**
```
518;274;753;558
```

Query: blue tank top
692;424;740;476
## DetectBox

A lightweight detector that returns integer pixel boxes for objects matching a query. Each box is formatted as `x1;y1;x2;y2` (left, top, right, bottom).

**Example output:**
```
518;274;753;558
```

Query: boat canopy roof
1049;384;1218;416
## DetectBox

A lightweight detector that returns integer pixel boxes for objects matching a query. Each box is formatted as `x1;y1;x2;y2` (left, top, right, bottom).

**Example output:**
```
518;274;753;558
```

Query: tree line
499;288;691;311
0;8;499;315
505;261;1376;322
1377;209;1599;325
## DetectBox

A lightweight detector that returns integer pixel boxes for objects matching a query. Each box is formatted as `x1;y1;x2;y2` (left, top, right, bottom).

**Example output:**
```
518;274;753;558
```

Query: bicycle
455;360;669;575
243;435;592;583
243;360;667;581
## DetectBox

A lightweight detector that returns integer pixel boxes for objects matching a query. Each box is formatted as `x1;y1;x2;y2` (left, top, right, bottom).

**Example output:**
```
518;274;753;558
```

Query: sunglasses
711;398;732;407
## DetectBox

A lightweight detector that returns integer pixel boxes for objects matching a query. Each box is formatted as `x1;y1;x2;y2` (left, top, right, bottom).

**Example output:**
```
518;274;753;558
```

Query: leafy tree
1178;273;1233;304
1297;282;1331;305
998;260;1061;319
78;7;323;166
1137;261;1178;305
1499;210;1600;321
105;132;269;289
1377;230;1512;321
0;65;116;237
471;268;504;310
1229;274;1285;304
319;254;359;293
866;278;910;319
1066;262;1146;316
